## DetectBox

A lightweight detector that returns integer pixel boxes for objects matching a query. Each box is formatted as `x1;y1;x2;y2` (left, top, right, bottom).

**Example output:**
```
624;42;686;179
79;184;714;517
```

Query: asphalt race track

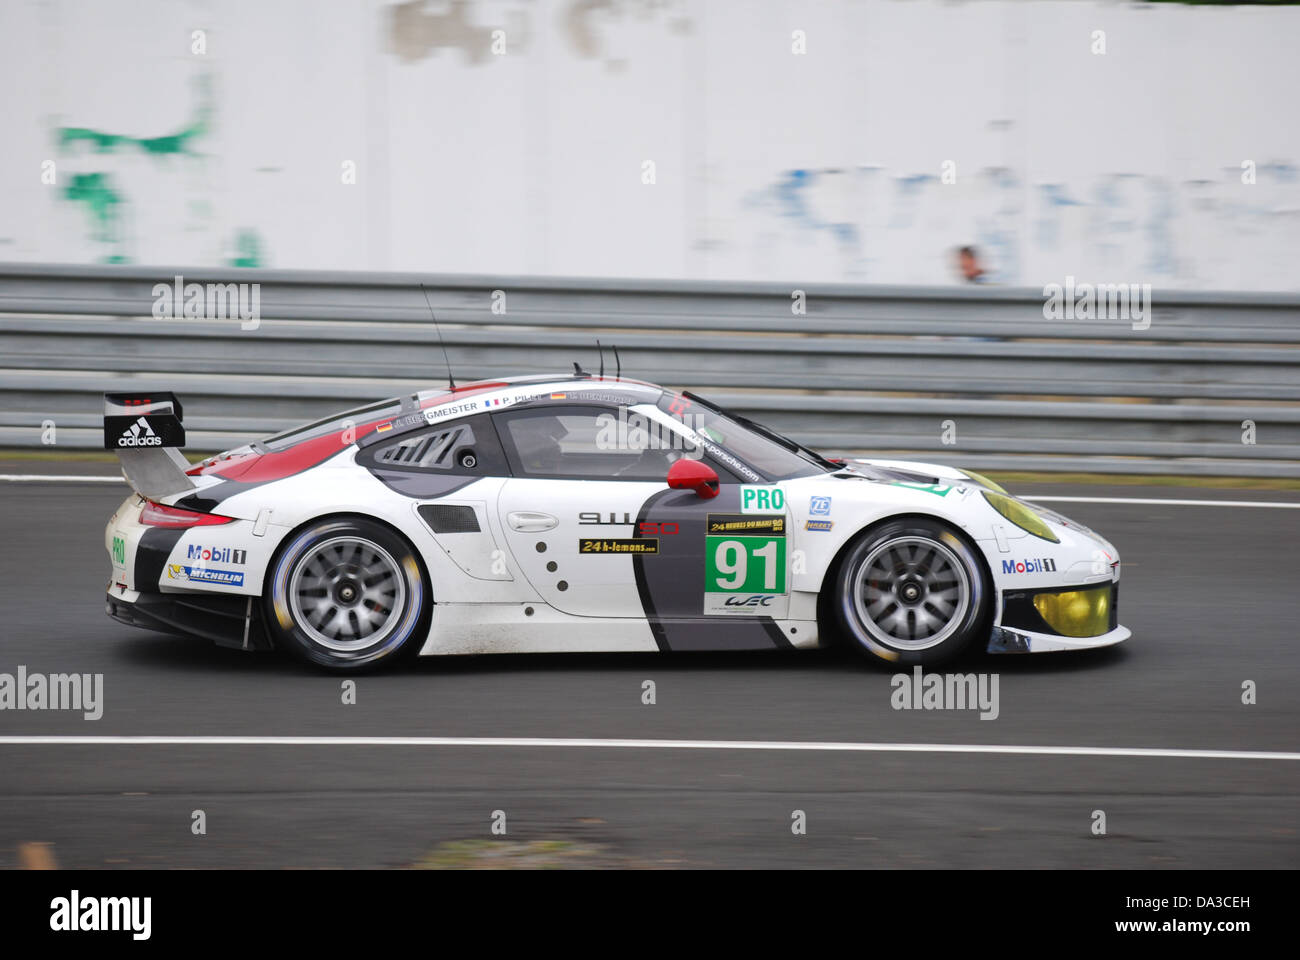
1;473;1297;869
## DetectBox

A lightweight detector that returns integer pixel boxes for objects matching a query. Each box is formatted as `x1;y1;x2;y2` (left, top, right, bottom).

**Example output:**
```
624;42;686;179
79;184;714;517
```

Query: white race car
103;375;1128;670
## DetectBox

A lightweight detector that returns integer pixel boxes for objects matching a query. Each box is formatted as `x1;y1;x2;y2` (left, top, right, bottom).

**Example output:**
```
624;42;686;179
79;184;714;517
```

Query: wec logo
723;594;774;607
117;417;162;447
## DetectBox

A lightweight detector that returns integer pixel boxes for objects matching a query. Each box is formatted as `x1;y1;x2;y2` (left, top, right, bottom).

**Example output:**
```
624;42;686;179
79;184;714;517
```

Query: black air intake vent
419;503;481;534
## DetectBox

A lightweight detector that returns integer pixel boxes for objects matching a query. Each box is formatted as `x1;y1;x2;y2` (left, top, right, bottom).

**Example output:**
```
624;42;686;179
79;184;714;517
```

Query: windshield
656;391;828;481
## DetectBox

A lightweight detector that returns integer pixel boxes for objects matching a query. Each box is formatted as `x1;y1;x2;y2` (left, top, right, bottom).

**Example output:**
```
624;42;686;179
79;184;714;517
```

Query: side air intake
418;504;481;534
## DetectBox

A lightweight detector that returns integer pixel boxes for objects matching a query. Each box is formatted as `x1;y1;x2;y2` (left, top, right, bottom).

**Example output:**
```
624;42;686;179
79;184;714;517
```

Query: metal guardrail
2;262;1299;476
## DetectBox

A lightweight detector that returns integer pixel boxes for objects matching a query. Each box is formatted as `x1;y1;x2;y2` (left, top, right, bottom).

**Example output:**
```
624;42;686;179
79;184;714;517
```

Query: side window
361;414;507;476
496;405;697;481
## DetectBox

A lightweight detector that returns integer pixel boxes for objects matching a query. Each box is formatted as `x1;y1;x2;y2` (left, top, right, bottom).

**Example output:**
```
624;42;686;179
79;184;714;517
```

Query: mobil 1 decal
704;513;787;616
630;486;790;651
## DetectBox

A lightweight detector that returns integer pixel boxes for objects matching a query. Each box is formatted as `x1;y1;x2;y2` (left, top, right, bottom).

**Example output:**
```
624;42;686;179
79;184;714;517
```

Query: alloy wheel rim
851;536;971;651
288;536;406;652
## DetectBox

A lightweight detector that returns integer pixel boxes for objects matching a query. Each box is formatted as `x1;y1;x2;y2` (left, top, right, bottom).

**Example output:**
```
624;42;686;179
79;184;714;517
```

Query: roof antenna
597;340;605;379
573;361;588;377
612;344;621;380
420;283;455;390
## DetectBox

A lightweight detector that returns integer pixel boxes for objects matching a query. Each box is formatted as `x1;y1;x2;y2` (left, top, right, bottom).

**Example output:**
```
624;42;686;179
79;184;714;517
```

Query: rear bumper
106;591;274;651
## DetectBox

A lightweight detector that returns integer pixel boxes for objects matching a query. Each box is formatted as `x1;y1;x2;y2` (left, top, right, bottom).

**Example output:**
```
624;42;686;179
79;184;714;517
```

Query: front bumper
988;622;1130;654
988;580;1129;654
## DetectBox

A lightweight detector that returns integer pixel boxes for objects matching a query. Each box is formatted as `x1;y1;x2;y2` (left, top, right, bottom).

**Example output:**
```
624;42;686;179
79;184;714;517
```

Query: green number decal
706;535;786;594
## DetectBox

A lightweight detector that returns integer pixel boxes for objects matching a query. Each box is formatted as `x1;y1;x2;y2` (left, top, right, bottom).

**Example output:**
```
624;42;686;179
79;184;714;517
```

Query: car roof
331;374;675;451
415;374;667;415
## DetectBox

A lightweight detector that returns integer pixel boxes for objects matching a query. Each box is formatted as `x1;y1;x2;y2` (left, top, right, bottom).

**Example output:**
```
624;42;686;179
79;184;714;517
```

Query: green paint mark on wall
62;173;128;263
54;75;214;262
58;75;212;159
228;229;264;268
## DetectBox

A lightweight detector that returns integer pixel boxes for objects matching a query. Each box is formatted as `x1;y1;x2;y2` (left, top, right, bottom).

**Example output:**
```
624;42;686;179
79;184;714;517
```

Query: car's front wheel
266;517;429;670
832;518;990;666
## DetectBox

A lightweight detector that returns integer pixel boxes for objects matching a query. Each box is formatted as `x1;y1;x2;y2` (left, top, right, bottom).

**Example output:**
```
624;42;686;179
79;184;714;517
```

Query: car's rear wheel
266;517;429;670
833;518;990;667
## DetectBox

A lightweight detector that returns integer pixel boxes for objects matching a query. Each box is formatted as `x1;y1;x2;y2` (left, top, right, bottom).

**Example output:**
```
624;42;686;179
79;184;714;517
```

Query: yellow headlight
983;491;1059;543
1033;586;1111;637
963;470;1007;495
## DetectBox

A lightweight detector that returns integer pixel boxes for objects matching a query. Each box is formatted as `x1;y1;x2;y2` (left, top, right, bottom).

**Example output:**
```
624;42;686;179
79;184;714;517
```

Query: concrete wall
1;0;1297;289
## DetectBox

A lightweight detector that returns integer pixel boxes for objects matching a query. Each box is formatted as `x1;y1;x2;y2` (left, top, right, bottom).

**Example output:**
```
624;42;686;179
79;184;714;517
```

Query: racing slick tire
265;517;430;671
831;517;991;667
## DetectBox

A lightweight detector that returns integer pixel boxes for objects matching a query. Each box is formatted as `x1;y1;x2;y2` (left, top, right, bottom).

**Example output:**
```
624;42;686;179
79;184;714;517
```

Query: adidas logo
118;416;162;447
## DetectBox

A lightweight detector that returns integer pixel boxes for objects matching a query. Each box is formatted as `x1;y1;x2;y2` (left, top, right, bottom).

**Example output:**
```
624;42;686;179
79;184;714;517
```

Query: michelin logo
118;417;162;447
168;563;244;586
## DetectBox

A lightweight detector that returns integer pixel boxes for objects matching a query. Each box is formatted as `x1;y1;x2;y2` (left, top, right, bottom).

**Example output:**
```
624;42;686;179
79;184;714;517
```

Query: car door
623;400;796;650
493;403;695;618
631;479;792;622
493;402;793;653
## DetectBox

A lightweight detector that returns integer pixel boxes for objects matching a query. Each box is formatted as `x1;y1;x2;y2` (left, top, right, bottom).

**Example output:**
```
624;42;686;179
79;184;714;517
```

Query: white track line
1024;495;1300;509
0;736;1295;761
0;474;122;483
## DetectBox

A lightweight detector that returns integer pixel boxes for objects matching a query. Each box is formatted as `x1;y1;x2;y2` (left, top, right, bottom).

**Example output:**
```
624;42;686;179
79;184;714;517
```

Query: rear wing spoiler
103;392;197;500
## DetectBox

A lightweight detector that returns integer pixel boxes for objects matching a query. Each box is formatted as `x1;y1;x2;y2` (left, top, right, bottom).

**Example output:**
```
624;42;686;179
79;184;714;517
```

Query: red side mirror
666;458;719;499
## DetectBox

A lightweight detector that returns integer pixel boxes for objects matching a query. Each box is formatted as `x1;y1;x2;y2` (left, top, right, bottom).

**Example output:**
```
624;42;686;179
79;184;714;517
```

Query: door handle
508;511;557;532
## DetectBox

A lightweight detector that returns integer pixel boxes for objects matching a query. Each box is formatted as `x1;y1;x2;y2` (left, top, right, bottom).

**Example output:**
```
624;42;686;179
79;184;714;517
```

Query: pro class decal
739;485;785;514
704;513;787;615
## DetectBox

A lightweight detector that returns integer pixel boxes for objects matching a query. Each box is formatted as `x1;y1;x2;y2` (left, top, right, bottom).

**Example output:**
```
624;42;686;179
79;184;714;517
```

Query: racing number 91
708;536;786;593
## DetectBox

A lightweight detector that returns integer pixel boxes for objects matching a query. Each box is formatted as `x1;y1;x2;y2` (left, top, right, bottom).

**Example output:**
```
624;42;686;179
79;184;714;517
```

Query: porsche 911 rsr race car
103;376;1128;670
